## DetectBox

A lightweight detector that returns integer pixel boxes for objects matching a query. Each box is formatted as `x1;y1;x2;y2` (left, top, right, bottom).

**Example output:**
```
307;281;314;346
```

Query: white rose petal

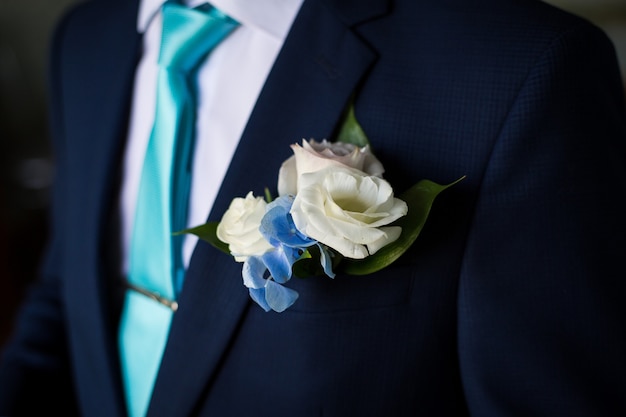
277;155;297;197
277;139;385;196
366;226;402;255
216;192;273;262
290;166;408;259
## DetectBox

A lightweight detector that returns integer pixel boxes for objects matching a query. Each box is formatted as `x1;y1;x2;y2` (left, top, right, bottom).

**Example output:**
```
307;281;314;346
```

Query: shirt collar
137;0;304;40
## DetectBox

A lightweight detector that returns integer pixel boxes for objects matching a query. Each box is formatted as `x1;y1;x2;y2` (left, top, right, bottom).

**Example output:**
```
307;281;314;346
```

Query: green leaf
339;177;464;275
336;101;370;148
174;222;230;255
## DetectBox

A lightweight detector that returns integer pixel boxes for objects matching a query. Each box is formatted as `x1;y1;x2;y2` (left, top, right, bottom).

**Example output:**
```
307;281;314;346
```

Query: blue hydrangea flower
260;195;316;248
241;195;335;312
242;255;298;312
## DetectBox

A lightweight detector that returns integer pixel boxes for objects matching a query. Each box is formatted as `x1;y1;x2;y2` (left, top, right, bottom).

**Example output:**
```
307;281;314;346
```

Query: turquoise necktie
118;3;238;417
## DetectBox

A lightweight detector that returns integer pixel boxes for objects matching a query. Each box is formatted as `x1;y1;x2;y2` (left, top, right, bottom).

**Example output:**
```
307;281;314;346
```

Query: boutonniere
180;104;462;312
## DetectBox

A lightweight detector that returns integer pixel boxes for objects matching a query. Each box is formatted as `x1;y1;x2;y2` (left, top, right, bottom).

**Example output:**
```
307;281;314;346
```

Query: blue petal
264;280;299;312
260;196;315;248
318;244;336;278
261;249;292;284
242;256;268;289
259;206;289;247
249;288;271;312
266;194;295;212
279;216;316;248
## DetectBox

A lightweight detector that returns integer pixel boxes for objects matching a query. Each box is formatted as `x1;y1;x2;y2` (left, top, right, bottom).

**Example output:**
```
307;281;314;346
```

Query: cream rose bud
277;139;385;196
216;192;273;262
290;166;408;259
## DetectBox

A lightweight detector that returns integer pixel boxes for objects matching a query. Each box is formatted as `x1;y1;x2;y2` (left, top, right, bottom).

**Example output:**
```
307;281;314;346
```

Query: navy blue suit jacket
2;0;626;415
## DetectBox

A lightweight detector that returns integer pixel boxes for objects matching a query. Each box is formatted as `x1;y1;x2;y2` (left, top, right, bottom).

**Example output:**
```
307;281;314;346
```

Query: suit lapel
61;0;140;415
148;0;388;415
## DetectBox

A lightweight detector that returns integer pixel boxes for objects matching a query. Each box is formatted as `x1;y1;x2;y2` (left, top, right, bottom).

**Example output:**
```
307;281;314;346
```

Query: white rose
216;192;273;262
290;166;408;259
277;139;384;196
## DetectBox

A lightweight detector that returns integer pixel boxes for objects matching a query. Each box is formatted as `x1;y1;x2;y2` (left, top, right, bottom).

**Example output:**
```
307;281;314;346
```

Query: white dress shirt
119;0;304;275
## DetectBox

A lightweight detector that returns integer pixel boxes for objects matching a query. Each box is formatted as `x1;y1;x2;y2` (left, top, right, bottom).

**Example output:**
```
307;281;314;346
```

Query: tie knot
159;2;239;72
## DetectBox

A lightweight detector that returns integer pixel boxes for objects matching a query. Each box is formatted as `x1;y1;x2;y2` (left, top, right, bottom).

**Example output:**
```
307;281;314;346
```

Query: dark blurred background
1;0;625;346
1;0;82;345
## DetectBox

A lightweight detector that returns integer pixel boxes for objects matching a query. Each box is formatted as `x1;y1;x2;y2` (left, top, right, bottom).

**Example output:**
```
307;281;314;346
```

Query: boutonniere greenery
179;104;463;312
